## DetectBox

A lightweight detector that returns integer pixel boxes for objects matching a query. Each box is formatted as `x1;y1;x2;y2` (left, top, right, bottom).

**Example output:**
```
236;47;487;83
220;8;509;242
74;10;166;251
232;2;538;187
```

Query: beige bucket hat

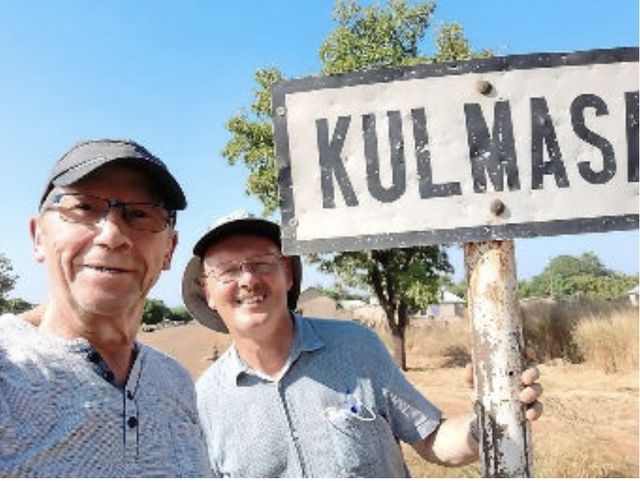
181;211;302;332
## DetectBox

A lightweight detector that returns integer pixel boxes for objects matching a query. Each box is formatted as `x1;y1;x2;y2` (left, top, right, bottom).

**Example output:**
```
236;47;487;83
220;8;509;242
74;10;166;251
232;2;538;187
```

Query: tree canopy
0;253;18;314
221;0;487;370
142;299;171;325
519;252;637;301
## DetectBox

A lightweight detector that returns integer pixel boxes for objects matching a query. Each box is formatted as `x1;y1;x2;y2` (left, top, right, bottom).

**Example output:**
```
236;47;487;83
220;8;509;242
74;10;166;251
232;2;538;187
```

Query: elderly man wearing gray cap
0;139;210;477
183;211;543;478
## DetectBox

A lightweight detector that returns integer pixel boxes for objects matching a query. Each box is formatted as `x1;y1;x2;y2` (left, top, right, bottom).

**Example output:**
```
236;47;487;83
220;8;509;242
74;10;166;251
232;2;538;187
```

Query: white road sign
272;47;639;254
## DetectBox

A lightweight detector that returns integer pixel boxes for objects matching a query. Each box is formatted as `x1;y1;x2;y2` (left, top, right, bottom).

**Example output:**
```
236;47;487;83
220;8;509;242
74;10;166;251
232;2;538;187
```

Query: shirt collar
228;314;325;385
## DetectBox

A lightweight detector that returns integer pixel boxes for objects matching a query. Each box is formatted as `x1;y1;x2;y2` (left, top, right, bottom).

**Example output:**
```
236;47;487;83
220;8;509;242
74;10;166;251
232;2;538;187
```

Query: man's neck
39;302;140;385
233;315;295;378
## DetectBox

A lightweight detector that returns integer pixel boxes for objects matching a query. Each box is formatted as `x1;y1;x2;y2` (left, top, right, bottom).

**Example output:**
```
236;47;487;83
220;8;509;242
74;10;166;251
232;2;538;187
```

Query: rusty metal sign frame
272;47;639;256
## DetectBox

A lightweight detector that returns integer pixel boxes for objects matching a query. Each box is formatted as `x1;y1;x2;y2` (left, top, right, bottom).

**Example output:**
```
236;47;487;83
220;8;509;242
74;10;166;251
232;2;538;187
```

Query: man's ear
162;230;179;270
29;217;46;263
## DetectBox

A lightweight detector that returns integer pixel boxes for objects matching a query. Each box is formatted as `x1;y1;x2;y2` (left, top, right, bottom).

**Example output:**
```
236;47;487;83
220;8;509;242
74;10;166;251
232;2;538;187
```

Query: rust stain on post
465;240;533;477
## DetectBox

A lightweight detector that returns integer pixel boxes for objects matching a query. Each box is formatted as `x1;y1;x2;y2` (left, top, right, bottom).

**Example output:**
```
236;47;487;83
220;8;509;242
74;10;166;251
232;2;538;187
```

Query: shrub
166;306;192;322
142;299;171;325
520;298;582;362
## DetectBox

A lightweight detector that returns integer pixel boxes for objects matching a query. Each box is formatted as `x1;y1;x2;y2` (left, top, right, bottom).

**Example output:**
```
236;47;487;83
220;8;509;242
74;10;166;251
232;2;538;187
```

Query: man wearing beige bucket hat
184;211;543;477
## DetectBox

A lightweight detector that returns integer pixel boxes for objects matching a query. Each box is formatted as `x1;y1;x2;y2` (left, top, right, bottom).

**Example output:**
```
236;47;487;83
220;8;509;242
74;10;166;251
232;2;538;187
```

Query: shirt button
291;430;298;440
127;416;138;428
87;351;101;363
126;390;134;400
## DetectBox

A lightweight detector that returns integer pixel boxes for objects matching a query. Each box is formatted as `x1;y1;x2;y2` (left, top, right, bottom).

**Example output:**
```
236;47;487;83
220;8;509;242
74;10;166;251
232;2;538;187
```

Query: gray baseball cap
40;139;186;210
181;210;302;332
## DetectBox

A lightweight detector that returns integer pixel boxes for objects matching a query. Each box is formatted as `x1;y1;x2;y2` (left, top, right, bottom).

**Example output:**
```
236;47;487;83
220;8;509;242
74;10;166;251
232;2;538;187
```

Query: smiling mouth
236;294;266;306
84;265;129;274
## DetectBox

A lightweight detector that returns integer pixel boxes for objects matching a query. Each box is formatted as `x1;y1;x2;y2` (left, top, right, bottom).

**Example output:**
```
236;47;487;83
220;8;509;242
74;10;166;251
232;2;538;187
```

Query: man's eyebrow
208;252;281;264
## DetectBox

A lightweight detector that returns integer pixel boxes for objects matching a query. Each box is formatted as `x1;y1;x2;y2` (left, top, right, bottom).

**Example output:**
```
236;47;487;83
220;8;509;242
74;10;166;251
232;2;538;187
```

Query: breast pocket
324;405;390;477
169;421;211;477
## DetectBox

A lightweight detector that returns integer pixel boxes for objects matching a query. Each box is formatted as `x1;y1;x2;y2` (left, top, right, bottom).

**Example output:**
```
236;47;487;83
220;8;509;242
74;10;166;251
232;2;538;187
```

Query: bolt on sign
272;47;638;255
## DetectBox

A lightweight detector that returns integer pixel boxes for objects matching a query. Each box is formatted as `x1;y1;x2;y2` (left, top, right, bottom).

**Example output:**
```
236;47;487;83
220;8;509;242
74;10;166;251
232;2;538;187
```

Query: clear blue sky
1;0;638;307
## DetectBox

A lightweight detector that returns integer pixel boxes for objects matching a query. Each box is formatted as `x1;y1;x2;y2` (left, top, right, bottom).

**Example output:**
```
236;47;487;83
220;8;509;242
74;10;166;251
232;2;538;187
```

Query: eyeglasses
203;253;284;284
44;192;175;233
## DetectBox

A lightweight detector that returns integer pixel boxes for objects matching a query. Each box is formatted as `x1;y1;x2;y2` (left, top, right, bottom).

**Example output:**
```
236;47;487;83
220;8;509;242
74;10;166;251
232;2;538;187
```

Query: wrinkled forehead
202;234;281;265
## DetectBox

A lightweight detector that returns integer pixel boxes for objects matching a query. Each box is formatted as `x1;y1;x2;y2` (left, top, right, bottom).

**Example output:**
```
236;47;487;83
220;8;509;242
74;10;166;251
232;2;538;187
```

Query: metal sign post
272;47;639;477
465;240;533;477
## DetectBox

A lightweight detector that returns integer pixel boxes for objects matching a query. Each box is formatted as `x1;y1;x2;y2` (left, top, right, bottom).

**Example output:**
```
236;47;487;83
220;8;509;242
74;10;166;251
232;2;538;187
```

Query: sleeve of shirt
372;335;442;444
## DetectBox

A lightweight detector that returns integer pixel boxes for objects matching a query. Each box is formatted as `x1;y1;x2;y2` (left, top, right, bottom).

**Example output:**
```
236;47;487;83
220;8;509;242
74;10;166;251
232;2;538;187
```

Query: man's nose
236;263;260;285
93;208;133;248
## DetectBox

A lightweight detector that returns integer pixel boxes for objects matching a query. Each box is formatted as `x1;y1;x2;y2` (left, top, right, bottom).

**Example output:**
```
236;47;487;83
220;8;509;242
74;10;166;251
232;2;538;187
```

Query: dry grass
573;307;639;373
365;306;639;478
399;335;640;478
390;298;639;374
529;363;639;477
520;297;639;373
398;361;638;478
376;320;471;369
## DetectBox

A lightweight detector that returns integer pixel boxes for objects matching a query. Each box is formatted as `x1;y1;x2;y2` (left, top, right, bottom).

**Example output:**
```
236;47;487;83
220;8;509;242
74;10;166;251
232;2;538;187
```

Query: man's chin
76;293;141;317
233;312;272;331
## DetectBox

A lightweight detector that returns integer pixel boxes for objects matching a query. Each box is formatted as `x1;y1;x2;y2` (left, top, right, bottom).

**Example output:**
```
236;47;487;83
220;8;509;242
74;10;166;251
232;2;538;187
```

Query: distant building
429;290;465;318
628;285;639;306
350;303;387;328
296;287;338;318
412;290;466;327
298;289;467;329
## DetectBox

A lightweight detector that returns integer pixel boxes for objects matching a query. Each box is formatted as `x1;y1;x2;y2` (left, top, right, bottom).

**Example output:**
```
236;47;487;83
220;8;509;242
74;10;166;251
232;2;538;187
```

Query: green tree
223;68;283;214
4;298;34;314
222;0;485;370
446;278;467;301
142;299;171;325
0;253;18;314
166;306;193;322
519;252;637;300
316;282;368;303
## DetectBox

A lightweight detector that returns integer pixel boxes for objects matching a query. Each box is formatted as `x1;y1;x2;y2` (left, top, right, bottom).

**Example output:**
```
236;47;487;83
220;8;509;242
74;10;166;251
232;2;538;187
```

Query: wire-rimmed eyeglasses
203;253;284;284
43;192;175;233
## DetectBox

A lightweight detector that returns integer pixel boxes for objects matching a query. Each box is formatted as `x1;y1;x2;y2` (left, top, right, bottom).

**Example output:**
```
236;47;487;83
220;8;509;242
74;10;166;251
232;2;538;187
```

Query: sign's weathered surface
272;47;639;255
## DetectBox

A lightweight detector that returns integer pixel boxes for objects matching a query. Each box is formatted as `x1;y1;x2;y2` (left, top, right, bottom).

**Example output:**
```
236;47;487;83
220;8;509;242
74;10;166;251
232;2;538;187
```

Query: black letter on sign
464;101;521;193
531;97;570;190
412;107;461;198
626;91;639;182
571;94;616;184
316;116;358;208
363;111;406;203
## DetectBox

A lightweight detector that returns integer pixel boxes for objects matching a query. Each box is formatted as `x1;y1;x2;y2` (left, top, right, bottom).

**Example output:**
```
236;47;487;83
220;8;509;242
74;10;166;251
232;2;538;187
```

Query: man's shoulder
0;312;25;328
0;313;34;345
302;316;381;345
298;316;392;363
195;346;236;392
137;342;193;382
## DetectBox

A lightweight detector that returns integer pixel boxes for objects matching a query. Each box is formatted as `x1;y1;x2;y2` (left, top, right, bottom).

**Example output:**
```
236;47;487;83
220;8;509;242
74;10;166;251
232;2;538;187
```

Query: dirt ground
139;321;639;478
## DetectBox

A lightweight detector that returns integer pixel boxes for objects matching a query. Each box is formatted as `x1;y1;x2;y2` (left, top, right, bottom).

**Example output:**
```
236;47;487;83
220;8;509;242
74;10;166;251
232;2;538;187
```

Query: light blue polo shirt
196;315;442;477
